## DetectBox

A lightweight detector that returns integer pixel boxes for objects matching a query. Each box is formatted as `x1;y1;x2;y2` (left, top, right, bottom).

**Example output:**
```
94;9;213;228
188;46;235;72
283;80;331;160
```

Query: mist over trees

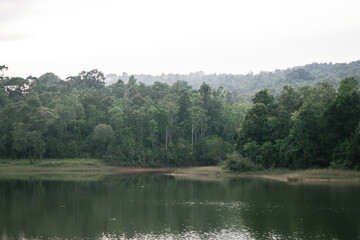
107;60;360;95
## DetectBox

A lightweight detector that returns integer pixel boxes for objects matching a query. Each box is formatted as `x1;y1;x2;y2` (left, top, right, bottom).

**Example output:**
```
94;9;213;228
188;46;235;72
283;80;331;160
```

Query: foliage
235;77;360;170
2;64;360;170
107;61;360;96
224;152;263;172
0;69;236;166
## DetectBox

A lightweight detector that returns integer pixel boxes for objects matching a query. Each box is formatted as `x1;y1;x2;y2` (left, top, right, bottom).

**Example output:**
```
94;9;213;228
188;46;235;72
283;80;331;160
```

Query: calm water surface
0;174;359;240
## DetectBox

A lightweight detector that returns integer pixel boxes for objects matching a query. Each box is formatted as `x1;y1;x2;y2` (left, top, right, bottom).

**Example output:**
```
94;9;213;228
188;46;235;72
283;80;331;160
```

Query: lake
0;174;359;239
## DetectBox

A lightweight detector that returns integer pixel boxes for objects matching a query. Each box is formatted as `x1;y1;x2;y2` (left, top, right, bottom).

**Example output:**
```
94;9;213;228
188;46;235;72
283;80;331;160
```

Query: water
0;174;359;239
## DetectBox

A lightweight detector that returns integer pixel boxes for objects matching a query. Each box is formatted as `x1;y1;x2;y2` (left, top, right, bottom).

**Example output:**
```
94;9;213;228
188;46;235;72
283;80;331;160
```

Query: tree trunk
169;116;173;145
73;98;77;134
34;143;36;161
165;125;168;150
191;123;194;152
28;147;32;164
39;140;42;162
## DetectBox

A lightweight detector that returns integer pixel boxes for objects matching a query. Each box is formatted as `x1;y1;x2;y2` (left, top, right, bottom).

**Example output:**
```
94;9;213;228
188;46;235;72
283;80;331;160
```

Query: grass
0;158;115;181
0;172;109;182
282;168;360;180
171;166;360;183
1;159;360;183
0;158;113;172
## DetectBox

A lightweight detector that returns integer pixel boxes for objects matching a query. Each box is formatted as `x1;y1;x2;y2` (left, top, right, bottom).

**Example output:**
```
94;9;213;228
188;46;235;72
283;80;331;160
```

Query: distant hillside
106;60;360;94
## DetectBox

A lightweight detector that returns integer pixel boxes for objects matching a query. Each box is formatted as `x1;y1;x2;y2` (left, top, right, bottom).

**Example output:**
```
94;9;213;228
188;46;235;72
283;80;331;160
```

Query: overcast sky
1;0;360;79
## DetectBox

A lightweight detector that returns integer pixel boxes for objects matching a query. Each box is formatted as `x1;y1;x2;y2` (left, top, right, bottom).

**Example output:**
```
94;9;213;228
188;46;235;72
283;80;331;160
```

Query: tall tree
92;124;115;158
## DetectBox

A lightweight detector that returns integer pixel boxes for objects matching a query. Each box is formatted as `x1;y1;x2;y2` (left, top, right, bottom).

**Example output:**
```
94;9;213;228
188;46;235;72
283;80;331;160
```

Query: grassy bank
0;172;111;182
171;166;360;183
1;159;360;183
0;159;173;180
0;158;116;181
0;158;113;172
258;168;360;182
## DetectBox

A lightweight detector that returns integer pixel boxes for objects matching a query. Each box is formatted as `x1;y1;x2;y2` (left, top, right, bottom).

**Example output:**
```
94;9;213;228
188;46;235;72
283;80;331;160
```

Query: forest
1;63;360;170
0;67;246;166
233;78;360;171
106;60;360;95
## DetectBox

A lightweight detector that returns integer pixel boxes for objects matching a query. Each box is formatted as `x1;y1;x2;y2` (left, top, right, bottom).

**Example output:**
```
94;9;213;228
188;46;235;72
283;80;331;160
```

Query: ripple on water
145;199;249;211
98;228;255;240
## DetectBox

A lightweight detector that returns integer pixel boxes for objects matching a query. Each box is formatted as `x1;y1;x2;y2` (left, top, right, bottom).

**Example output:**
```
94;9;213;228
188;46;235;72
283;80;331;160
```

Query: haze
1;0;360;79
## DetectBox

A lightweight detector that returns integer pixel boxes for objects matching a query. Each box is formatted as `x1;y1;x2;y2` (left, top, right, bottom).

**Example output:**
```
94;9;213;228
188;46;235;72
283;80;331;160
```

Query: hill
106;60;360;94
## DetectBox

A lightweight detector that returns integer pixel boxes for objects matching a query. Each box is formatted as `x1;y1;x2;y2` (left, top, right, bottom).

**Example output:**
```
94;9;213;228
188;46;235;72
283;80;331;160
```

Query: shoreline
1;159;360;183
168;166;360;183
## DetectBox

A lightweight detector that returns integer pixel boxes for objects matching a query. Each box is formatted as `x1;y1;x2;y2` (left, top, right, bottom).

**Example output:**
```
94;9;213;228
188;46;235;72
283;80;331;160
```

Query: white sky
1;0;360;79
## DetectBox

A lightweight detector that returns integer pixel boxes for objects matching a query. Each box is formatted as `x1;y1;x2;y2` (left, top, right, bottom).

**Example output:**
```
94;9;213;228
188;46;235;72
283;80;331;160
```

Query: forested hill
106;60;360;94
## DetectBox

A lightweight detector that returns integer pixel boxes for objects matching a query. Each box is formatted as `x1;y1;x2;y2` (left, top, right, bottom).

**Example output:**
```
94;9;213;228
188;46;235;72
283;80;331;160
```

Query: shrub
224;152;263;172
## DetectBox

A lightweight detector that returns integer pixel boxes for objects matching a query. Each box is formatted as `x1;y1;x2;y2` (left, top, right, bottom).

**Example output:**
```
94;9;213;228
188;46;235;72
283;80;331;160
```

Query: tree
280;82;336;168
278;85;301;114
12;123;31;161
189;94;207;151
321;77;360;165
126;75;138;98
110;79;126;98
338;77;359;95
108;105;125;134
2;77;30;101
29;106;58;161
252;89;274;106
66;69;106;91
285;68;314;83
0;65;8;79
160;94;179;150
177;88;190;123
206;136;230;165
92;124;115;158
347;121;360;169
237;103;270;148
147;119;158;149
0;65;8;71
177;88;191;138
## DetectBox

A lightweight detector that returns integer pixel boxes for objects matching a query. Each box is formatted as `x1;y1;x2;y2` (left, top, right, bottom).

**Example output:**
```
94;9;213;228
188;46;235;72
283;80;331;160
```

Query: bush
224;152;263;172
330;139;352;170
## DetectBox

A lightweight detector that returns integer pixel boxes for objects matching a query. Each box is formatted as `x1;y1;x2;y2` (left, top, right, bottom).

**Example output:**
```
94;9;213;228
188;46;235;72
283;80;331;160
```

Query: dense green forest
231;77;360;171
1;63;360;170
0;67;245;166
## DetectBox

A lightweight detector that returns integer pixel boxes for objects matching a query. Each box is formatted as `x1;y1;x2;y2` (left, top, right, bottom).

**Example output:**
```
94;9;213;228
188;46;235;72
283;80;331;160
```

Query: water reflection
0;174;359;239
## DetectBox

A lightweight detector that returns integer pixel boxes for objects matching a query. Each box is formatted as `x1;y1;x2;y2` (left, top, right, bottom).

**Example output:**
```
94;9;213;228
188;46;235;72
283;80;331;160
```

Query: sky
1;0;360;79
